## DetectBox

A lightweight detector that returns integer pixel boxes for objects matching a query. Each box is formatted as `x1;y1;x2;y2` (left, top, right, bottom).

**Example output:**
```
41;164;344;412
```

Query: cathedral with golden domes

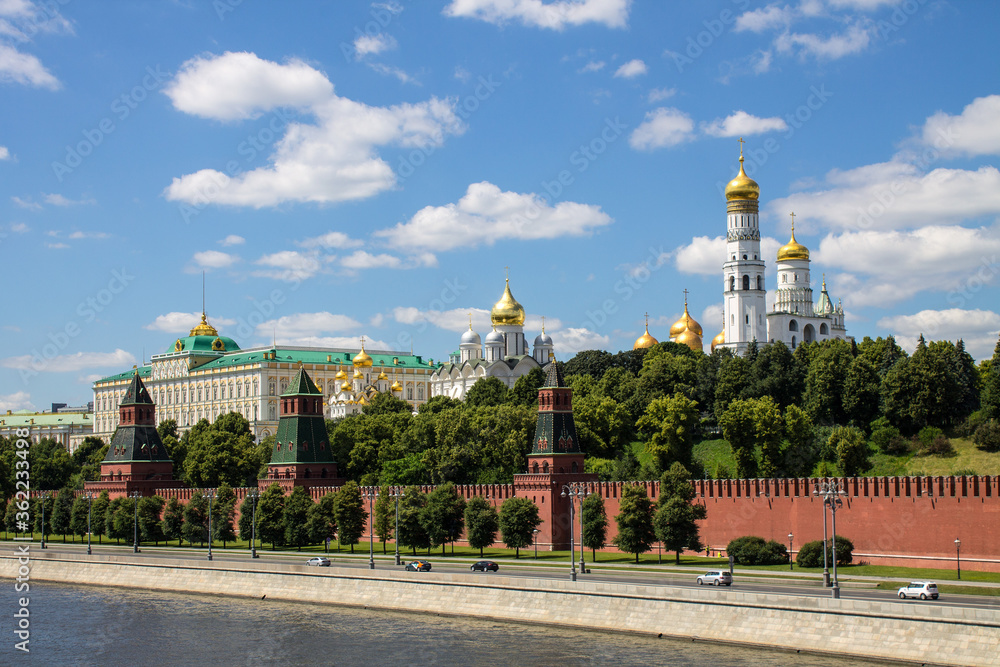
634;142;848;354
430;277;553;399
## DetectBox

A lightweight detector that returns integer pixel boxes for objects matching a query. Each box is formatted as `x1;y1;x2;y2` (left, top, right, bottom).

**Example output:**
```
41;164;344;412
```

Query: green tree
4;498;18;536
713;354;750;419
983;335;1000;420
498;496;541;558
213;483;237;547
334;480;366;553
72;436;108;482
830;426;871;477
572;395;631;459
138;496;166;544
464;376;510;408
719;398;758;478
182;413;263;488
257;483;287;549
564;349;614;379
182;492;209;546
91;490;110;543
34;494;54;537
421;482;466;555
373;485;395;553
743;342;804;409
782;404;817;477
51;487;75;542
752;396;784;478
29;439;74;493
362;391;414;416
464;496;498;557
803;339;854;425
70;493;90;540
581;493;608;561
161;497;184;546
397;486;429;555
283;486;314;550
507;367;545;407
654;463;707;563
306;491;338;548
842;355;881;431
612;484;656;563
636;393;699;473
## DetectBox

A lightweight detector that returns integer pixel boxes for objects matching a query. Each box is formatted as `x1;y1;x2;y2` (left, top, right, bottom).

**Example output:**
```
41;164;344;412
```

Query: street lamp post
955;538;961;580
40;492;49;549
363;487;377;570
391;486;402;566
249;489;259;559
130;491;141;554
85;493;93;556
788;532;794;571
815;479;846;598
561;483;590;581
206;490;215;561
533;529;539;560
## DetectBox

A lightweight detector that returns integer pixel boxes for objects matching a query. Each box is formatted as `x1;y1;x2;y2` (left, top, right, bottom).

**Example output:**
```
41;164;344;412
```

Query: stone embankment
5;552;998;666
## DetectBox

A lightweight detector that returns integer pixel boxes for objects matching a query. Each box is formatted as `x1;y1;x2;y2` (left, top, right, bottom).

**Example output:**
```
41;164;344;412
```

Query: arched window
789;320;798;332
782;274;787;283
729;276;735;291
742;275;750;290
757;276;762;290
792;335;797;348
820;323;829;335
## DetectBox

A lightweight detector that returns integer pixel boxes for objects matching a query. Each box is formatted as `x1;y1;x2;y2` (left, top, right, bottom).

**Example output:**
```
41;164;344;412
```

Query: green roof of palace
96;348;441;384
165;335;241;354
0;413;93;427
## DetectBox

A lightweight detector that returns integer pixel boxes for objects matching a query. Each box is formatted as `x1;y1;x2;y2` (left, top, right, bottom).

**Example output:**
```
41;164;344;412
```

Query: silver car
897;581;938;600
697;570;733;586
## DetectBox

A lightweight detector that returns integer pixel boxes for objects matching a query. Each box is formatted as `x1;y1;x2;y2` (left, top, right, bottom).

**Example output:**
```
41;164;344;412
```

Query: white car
306;557;331;567
697;570;733;586
897;581;938;600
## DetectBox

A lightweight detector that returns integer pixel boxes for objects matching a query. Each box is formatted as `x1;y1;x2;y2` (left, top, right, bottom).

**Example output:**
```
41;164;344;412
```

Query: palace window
742;275;750;290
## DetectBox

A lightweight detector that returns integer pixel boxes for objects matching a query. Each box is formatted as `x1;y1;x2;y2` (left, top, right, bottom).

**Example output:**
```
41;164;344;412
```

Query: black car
405;560;432;571
470;560;499;572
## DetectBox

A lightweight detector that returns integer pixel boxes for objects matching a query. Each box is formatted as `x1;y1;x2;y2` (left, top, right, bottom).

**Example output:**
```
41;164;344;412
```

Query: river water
2;582;892;666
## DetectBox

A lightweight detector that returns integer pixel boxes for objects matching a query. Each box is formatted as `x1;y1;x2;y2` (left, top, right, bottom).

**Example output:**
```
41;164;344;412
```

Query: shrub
956;410;986;438
726;535;789;566
924;435;956;457
795;536;854;567
883;435;911;456
916;426;945;450
973;419;1000;453
870;424;903;454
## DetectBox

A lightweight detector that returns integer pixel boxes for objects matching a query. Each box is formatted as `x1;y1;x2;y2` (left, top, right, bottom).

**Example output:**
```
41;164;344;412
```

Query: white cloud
393;306;494;333
0;349;136;373
191;250;239;270
613;59;646;79
647;87;675;103
299;231;364;249
629;107;695;150
367;62;417;84
775;23;873;60
920;95;1000;158
0;43;59;89
877;308;1000;361
771;162;1000;231
375;181;613;252
0;391;33;412
145;312;238;333
454;66;472;82
443;0;631;30
354;33;398;58
555;327;610;355
700;303;724;334
0;145;8;160
220;234;245;246
340;250;437;271
370;312;385;328
674;235;782;275
44;193;95;206
257;312;362;339
253;250;324;282
78;374;103;384
163;52;463;208
45;242;68;249
9;222;27;233
11;196;39;210
701;110;788;137
734;5;792;33
275;335;393;350
578;60;605;73
67;231;109;239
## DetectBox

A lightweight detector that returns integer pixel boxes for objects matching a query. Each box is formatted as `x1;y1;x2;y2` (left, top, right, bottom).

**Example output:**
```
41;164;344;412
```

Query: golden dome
377;369;389;381
335;369;347;380
353;338;373;367
724;149;760;202
676;328;703;353
777;217;809;261
491;278;525;327
340;381;351;392
711;330;725;352
353;369;363;380
391;380;402;392
670;300;703;337
633;314;659;350
189;312;219;337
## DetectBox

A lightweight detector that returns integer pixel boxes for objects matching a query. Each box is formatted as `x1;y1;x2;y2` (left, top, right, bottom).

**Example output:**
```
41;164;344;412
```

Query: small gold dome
777;227;809;261
633;322;659;350
378;369;389;381
353;340;373;367
491;278;525;327
670;301;703;337
711;330;725;352
335;369;347;380
189;312;219;337
353;369;363;380
391;380;402;392
676;328;703;353
341;381;351;392
725;154;760;202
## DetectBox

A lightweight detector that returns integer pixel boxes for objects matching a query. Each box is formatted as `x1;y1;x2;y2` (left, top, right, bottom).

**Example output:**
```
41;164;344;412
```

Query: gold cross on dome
504;266;510;281
738;137;745;157
683;288;689;305
789;211;796;233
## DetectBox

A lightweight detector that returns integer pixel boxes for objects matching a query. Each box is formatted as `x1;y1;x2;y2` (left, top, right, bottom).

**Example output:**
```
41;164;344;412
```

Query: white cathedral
635;144;849;354
430;278;553;399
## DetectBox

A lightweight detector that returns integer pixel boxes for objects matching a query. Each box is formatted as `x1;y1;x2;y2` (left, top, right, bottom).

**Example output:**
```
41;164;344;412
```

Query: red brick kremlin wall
138;474;1000;572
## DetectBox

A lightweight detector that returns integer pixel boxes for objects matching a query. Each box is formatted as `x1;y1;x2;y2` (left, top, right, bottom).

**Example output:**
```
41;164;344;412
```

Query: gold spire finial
360;335;366;350
644;312;649;331
468;312;473;330
683;288;689;308
738;137;745;162
541;315;545;334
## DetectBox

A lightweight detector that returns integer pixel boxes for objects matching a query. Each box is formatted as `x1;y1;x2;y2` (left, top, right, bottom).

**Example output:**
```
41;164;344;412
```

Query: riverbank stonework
6;553;998;666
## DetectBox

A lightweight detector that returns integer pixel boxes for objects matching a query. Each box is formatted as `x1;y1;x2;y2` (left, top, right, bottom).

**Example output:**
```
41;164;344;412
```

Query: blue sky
2;0;1000;410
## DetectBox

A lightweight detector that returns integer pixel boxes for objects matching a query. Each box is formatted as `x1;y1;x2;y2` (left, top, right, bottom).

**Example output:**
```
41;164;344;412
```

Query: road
30;542;1000;612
